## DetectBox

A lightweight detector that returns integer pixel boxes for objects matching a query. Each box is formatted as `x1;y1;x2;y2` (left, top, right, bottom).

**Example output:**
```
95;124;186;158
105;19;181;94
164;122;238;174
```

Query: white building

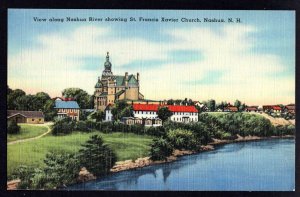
132;104;198;123
104;104;113;121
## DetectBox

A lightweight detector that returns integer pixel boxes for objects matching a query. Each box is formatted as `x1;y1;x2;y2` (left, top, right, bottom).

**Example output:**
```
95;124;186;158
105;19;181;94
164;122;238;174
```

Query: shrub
166;129;198;150
78;135;117;176
10;165;35;189
7;120;20;134
52;117;76;135
150;137;173;161
76;121;89;132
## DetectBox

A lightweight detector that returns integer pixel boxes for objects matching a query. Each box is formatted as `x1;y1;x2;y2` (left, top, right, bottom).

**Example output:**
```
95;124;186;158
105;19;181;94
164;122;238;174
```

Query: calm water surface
67;138;295;191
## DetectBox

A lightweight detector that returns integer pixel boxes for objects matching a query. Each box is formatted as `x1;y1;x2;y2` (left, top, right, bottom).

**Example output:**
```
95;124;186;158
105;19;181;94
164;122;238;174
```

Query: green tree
150;137;173;161
167;99;174;105
30;151;80;189
207;99;216;112
157;106;173;122
78;135;117;176
234;99;242;110
62;88;91;109
15;95;34;111
89;110;105;122
111;100;132;120
7;120;20;134
52;117;76;135
43;99;58;121
7;89;26;110
32;92;51;111
167;129;198;150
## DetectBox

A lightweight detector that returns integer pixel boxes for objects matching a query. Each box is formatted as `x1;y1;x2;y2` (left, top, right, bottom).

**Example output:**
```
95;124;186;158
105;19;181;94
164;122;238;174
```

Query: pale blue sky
8;9;295;105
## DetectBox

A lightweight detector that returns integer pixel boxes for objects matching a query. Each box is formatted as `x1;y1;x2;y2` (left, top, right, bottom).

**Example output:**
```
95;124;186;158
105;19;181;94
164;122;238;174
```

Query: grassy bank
7;124;48;142
7;131;153;177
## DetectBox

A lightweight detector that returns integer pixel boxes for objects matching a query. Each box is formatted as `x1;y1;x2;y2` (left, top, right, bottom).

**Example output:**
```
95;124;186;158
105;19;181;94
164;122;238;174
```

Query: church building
94;52;144;111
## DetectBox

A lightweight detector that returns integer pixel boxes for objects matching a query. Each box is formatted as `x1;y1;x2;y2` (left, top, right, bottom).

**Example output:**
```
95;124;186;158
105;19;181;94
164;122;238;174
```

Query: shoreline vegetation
7;112;295;190
79;134;294;181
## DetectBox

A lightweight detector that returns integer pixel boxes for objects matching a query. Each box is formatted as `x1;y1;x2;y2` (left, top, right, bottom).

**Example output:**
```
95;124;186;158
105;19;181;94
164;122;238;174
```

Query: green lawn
7;124;49;142
7;131;153;177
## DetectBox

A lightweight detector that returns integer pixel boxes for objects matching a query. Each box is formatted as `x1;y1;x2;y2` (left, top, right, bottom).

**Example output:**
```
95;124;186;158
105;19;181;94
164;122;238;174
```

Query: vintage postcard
7;9;295;191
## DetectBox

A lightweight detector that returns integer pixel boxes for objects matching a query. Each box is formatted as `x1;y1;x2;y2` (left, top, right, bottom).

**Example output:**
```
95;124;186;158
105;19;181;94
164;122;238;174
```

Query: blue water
67;138;295;191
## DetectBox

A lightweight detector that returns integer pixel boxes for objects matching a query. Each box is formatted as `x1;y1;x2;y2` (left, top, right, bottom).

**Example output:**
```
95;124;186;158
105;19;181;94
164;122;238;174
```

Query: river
67;138;295;191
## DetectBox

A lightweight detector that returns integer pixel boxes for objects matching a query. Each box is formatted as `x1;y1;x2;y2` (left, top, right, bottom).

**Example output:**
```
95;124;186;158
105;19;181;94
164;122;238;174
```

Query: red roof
132;104;198;113
133;104;159;111
272;106;281;110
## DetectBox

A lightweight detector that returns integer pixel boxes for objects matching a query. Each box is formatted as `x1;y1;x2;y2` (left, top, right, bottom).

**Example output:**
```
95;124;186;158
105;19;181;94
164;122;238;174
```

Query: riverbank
8;134;294;189
105;134;294;174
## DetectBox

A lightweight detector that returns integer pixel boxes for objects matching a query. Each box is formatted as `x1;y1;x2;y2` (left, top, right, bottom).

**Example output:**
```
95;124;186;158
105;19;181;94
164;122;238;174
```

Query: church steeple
102;52;113;77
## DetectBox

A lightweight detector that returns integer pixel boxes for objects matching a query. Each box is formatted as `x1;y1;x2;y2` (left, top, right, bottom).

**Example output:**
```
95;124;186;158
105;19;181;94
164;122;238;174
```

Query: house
54;99;80;121
7;110;44;124
224;106;238;112
121;117;135;125
104;104;113;121
244;106;258;112
284;104;295;114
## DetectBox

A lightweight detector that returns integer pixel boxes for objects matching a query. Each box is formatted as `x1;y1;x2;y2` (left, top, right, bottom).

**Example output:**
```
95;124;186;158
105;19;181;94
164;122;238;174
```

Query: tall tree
234;99;242;110
207;99;216;112
43;99;58;121
157;106;173;122
111;100;132;120
78;135;117;176
32;92;51;111
62;88;91;109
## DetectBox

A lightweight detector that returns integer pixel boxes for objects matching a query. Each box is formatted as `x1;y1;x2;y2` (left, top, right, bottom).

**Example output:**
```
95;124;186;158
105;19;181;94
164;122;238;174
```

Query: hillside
250;112;295;126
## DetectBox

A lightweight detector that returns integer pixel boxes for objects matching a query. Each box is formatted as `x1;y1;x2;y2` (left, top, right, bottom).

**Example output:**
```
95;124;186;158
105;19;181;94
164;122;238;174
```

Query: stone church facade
94;52;144;111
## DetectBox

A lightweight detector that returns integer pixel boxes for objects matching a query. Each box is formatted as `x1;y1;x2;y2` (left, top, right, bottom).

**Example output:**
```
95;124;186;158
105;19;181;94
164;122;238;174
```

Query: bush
166;129;198;150
52;117;76;135
10;165;35;189
78;135;117;176
150;137;173;161
76;121;89;132
7;121;20;134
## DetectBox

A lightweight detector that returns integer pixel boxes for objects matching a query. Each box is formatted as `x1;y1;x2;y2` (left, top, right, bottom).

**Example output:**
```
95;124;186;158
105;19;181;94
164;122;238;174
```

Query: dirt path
7;122;53;145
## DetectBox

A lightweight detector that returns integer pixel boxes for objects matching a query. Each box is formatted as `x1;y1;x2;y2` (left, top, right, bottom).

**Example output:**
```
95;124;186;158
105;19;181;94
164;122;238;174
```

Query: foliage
19;151;80;189
52;117;76;135
7;88;26;110
166;129;198;150
150;137;173;161
234;100;241;110
7;120;20;134
76;121;89;132
62;88;91;109
157;106;173;122
78;135;117;176
206;99;216;112
89;110;105;121
43;99;57;121
111;100;133;120
10;165;35;189
33;151;80;189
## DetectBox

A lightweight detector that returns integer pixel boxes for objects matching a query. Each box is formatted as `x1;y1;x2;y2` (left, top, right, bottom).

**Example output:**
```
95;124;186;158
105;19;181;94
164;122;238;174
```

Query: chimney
137;72;139;83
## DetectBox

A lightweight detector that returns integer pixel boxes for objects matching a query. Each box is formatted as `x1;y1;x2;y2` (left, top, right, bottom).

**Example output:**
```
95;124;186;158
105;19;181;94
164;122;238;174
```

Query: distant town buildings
7;110;44;124
54;97;80;121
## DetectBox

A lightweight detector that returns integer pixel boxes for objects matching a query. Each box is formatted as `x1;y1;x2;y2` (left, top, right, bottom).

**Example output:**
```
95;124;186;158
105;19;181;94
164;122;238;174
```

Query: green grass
7;124;48;142
7;131;153;177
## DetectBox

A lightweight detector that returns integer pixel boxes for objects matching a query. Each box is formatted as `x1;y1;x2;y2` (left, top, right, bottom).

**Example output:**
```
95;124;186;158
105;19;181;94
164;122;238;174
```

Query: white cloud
8;24;294;105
